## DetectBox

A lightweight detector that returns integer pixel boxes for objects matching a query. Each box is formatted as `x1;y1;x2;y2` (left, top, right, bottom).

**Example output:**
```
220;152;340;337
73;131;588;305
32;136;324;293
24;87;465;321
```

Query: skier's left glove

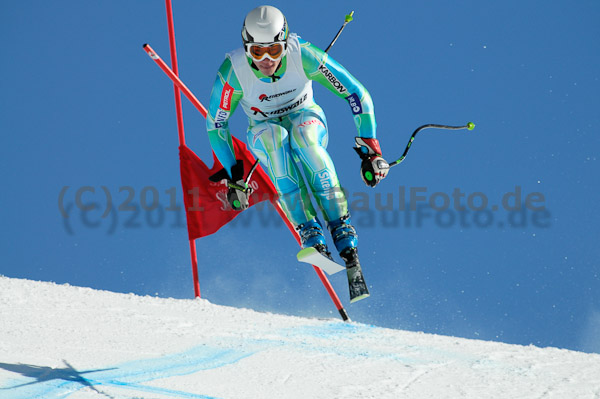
354;137;390;187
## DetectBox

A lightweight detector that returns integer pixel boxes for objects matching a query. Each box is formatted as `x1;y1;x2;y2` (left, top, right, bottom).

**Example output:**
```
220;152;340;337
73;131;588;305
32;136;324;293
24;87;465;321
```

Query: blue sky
2;1;599;353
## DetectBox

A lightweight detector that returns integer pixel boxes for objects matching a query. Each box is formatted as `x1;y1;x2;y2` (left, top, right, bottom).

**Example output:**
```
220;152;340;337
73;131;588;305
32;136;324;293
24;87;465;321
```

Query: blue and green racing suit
206;33;377;236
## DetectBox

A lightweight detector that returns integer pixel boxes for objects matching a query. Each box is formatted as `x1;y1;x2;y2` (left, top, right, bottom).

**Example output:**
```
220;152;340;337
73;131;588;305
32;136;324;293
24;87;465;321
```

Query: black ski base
341;248;370;303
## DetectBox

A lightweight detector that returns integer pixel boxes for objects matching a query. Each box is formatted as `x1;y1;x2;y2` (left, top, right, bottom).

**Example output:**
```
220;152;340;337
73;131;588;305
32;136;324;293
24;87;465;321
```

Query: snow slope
1;277;599;399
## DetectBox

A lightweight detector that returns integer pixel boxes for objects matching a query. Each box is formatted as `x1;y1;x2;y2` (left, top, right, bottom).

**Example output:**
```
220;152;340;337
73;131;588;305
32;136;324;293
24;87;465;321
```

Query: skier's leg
247;121;328;252
288;104;348;223
247;122;314;225
288;105;358;252
288;106;368;301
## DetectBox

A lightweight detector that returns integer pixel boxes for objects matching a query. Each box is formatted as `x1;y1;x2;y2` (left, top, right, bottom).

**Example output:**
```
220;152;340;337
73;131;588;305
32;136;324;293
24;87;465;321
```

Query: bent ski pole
388;122;476;167
325;11;354;53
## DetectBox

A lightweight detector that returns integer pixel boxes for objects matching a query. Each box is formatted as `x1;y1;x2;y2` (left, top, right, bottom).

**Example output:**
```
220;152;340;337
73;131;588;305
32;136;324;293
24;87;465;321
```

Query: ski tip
142;43;149;49
350;293;370;304
296;247;314;261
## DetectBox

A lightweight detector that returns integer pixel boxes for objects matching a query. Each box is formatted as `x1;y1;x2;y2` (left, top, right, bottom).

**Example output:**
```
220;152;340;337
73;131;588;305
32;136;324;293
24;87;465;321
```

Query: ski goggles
245;42;287;62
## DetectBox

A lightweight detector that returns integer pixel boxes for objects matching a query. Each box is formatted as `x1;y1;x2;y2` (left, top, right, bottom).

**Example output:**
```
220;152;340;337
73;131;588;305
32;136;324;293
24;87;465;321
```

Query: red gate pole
164;0;200;298
143;44;208;118
165;0;186;145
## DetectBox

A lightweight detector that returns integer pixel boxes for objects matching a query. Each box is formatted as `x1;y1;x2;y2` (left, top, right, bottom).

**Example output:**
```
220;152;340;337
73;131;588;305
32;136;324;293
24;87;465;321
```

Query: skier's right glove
354;137;390;187
226;179;253;211
209;159;254;211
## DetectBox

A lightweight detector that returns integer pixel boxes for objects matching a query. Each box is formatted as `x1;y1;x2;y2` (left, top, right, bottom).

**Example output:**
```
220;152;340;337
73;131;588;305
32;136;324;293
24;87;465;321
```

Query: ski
297;247;370;303
346;264;370;303
340;247;370;303
297;247;345;275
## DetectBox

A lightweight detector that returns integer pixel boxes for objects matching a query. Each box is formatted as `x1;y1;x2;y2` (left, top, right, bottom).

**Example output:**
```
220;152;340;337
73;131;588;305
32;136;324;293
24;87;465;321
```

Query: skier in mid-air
206;5;389;302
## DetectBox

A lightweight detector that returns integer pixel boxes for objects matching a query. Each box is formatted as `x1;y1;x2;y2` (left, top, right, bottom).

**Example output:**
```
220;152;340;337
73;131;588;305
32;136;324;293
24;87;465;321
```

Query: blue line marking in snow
0;345;254;399
1;320;473;398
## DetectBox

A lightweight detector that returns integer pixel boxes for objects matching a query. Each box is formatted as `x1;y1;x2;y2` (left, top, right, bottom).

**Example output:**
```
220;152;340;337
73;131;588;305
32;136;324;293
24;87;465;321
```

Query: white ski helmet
242;5;289;45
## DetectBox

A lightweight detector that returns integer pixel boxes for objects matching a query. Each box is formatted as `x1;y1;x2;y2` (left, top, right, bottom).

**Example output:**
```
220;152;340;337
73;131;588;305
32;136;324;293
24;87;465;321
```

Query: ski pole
324;11;354;53
388;122;476;167
245;159;260;187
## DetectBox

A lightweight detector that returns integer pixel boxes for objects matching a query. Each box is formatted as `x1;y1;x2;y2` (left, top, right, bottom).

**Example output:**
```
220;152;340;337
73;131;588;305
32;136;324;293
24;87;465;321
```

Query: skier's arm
299;38;388;187
206;58;244;178
299;38;376;139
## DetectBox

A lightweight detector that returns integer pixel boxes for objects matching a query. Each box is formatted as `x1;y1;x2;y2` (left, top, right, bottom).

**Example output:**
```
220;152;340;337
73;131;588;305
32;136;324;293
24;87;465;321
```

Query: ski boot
296;218;332;259
328;214;370;302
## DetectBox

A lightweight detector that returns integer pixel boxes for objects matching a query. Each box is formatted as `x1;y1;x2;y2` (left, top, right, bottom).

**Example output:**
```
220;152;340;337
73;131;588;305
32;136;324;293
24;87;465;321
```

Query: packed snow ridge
1;276;599;399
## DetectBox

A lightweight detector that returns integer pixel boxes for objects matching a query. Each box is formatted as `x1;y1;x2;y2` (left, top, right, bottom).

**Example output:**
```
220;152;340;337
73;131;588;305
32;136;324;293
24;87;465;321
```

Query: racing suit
206;33;376;228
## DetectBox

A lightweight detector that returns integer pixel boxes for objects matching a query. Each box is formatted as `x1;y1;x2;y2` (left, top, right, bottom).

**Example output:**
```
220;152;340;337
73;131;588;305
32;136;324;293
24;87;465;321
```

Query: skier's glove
354;137;390;187
209;159;254;211
226;179;253;211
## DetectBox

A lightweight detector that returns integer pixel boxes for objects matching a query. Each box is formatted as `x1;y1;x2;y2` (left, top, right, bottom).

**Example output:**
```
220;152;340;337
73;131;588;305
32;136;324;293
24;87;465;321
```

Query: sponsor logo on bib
259;89;297;102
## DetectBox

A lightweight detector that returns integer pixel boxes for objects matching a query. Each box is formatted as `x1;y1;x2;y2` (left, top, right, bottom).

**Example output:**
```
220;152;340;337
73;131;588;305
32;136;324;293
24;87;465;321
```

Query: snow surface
1;277;599;399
